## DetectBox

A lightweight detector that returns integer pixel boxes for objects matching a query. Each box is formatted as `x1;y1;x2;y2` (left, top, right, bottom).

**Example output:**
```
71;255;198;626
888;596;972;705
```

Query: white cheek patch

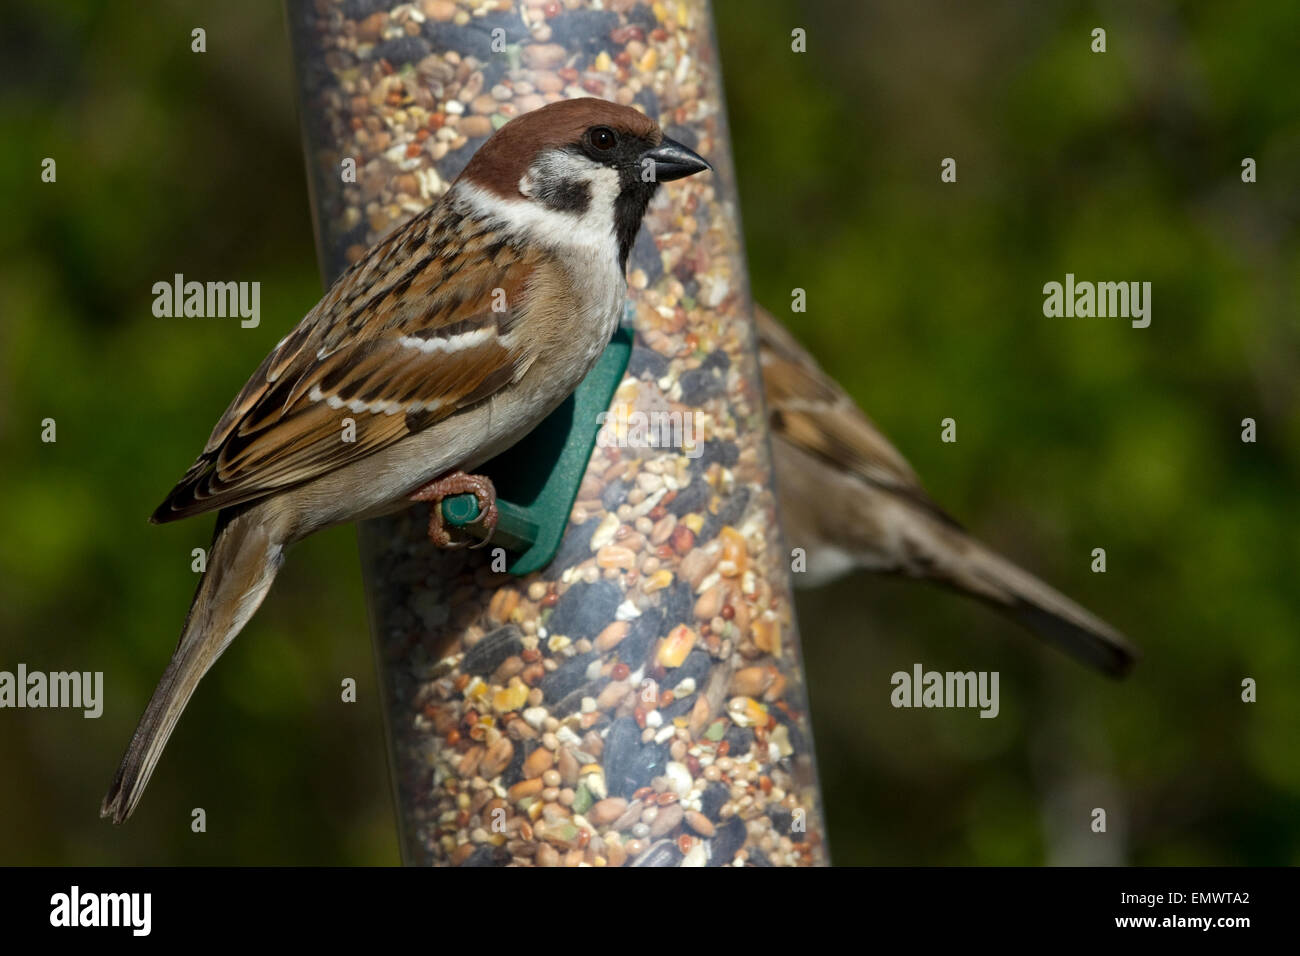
457;154;621;261
583;166;622;221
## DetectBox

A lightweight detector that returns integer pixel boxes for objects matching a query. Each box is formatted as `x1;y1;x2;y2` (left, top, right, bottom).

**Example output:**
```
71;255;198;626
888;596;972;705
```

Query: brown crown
457;97;662;199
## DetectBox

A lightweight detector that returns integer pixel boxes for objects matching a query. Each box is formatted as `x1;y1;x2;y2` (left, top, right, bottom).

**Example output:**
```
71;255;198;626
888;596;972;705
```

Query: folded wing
153;209;544;522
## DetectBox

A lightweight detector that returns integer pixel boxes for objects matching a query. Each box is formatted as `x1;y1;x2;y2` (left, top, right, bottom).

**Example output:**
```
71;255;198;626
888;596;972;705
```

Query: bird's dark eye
589;126;617;151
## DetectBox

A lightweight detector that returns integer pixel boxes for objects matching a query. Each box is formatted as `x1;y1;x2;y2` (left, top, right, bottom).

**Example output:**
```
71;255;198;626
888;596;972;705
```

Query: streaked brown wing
754;305;960;527
153;207;543;522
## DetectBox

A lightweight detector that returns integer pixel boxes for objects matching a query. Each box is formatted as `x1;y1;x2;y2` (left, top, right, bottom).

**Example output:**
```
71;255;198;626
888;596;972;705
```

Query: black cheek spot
537;179;592;215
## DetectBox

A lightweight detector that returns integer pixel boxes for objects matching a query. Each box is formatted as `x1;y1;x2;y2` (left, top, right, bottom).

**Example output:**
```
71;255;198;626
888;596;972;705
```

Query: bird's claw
410;471;498;549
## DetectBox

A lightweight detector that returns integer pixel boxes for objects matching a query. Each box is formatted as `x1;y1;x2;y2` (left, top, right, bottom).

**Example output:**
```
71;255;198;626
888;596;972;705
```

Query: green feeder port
439;326;634;575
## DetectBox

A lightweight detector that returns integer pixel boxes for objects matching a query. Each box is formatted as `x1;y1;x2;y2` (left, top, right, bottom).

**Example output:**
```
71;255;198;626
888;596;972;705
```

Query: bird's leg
409;471;499;549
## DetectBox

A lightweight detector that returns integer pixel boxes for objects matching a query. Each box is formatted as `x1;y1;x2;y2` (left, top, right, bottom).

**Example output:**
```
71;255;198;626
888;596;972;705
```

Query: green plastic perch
439;326;634;575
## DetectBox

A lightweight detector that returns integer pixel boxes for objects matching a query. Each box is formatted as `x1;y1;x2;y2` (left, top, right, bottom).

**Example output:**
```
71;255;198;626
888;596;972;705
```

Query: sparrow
755;305;1139;677
101;98;711;823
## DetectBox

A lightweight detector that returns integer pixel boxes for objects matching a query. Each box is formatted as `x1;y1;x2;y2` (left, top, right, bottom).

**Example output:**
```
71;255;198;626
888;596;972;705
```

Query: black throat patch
614;174;660;273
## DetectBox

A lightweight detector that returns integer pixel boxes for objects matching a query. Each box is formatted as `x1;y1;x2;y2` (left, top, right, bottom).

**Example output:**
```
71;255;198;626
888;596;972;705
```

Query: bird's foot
410;471;498;549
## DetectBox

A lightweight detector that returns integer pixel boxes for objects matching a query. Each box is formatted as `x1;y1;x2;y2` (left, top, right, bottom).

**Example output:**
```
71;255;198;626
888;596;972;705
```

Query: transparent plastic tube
288;0;826;866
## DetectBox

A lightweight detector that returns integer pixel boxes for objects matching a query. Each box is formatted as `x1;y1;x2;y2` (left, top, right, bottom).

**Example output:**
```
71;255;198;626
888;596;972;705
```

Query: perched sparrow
102;98;710;823
755;306;1139;677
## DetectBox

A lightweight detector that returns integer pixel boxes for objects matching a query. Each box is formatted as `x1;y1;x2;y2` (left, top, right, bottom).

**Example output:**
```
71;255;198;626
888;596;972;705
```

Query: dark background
0;0;1296;864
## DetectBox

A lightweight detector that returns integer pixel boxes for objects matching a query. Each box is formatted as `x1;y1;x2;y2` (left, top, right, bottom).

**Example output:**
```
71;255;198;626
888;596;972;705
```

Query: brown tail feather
940;536;1139;678
101;506;284;823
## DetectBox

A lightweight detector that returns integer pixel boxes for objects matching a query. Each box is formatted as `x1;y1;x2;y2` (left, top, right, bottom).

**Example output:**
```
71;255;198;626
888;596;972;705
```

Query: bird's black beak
643;137;712;182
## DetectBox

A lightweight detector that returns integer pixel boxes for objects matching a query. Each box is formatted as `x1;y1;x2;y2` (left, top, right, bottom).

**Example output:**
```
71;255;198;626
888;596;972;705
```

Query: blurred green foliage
0;0;1296;864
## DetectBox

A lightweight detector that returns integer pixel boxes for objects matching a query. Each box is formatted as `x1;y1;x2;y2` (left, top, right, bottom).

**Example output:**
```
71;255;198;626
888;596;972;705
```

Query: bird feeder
288;0;827;866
